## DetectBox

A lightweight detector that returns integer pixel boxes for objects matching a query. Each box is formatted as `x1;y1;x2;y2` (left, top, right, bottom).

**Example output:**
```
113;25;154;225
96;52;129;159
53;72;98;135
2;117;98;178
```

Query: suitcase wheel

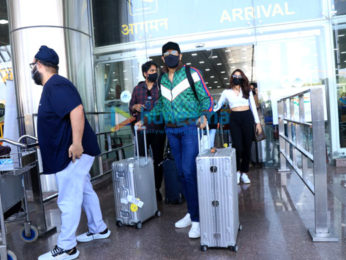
229;245;238;252
136;222;142;229
116;220;123;227
239;224;242;231
155;210;161;217
201;245;208;252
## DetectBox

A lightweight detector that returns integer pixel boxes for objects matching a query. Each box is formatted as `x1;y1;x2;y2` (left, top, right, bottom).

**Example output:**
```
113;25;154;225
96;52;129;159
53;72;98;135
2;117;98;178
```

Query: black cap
162;41;181;55
34;45;59;66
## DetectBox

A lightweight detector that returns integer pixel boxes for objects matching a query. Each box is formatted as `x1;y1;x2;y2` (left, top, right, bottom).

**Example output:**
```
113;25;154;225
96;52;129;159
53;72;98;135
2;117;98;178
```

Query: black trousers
229;110;255;173
137;129;166;191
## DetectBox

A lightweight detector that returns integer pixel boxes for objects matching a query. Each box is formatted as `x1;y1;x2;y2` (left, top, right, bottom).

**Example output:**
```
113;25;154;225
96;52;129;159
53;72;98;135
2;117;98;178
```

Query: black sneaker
76;228;111;243
38;245;79;260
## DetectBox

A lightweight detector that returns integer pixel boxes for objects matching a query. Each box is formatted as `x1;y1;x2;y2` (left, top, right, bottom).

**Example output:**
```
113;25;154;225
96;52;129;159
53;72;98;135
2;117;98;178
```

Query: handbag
214;129;223;148
249;97;266;142
254;124;266;142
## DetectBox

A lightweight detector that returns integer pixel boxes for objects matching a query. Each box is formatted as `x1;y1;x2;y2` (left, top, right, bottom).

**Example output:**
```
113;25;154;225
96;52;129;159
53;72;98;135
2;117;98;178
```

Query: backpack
157;65;199;101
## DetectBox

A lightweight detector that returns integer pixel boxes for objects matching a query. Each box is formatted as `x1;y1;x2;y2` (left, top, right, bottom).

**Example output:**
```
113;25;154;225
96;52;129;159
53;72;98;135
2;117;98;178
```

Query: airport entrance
95;26;327;168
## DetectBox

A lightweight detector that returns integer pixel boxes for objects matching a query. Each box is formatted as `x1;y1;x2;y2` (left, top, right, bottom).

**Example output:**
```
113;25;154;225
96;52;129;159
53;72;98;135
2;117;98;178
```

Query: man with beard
136;42;213;239
31;46;110;260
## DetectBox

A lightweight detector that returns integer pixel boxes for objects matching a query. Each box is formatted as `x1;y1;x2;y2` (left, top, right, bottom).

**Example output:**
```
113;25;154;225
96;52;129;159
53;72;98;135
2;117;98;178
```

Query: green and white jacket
144;65;213;125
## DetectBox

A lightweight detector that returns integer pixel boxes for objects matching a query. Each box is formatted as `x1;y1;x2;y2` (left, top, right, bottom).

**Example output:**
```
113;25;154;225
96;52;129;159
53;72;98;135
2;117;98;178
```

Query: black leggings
229;110;255;173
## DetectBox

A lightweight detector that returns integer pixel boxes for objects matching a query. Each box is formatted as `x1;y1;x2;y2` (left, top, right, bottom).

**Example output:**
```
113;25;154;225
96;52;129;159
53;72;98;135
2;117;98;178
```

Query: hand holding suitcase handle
134;125;148;162
197;121;211;154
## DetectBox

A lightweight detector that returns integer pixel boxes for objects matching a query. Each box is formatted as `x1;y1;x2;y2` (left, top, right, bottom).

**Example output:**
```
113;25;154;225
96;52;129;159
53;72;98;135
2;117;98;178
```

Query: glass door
94;55;149;174
333;21;346;149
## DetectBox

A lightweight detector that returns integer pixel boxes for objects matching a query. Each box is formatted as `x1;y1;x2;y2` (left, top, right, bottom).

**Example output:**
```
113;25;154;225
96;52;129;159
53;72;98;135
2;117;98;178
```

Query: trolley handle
18;135;39;148
18;135;38;143
0;135;39;149
0;138;27;148
134;125;148;162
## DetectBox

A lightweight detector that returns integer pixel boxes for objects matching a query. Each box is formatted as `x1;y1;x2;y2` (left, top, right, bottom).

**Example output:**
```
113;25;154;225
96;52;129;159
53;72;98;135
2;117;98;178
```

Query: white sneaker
38;245;79;260
237;171;241;184
175;213;192;228
241;173;251;184
188;222;200;238
76;228;111;243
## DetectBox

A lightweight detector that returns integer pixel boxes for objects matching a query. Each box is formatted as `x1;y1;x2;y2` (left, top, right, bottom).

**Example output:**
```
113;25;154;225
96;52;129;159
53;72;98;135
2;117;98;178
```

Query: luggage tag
121;195;144;212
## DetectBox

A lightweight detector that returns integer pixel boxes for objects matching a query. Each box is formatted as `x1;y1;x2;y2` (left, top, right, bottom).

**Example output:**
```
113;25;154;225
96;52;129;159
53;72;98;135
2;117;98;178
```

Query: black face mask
31;66;42;85
164;55;180;68
147;72;158;82
232;78;243;86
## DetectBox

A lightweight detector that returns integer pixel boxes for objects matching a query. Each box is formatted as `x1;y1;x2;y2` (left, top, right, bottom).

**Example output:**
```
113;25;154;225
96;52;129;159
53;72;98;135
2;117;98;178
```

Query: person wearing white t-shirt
214;69;262;184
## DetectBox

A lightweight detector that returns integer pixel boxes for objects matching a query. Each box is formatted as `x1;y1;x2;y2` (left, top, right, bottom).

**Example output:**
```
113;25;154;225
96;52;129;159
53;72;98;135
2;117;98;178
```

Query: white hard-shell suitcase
196;125;241;252
112;126;160;229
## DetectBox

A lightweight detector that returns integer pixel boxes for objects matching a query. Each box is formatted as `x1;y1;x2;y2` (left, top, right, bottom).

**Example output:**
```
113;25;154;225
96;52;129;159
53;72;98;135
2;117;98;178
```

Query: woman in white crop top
214;69;262;184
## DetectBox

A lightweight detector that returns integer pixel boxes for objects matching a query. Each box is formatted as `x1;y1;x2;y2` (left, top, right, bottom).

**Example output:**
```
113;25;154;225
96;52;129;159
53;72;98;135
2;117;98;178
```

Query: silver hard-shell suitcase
196;125;241;252
112;126;160;229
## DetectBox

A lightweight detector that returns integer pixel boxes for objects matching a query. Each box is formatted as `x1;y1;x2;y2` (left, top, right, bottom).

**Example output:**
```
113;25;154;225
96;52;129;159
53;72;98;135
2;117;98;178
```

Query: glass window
0;0;9;46
95;58;145;120
94;58;147;171
333;0;346;16
254;25;328;165
333;22;346;147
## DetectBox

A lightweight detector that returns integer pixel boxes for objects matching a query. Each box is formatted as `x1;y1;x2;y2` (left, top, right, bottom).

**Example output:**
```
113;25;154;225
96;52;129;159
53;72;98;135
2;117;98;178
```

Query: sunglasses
29;62;37;69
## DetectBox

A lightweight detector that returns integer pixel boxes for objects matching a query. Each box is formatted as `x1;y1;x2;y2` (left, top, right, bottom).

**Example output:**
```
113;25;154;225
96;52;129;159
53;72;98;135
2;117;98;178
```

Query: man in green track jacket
136;41;213;239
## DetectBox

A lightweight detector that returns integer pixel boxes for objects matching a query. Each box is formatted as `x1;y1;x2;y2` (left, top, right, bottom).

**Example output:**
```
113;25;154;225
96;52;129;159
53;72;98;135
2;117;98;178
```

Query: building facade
4;0;346;180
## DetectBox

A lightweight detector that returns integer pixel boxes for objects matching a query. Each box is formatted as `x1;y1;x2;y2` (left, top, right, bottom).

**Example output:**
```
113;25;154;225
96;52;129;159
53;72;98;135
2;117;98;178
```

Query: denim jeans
165;124;199;222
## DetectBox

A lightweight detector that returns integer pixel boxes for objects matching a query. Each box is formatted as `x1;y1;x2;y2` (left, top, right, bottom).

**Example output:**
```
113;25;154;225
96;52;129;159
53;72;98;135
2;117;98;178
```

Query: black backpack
157;65;199;101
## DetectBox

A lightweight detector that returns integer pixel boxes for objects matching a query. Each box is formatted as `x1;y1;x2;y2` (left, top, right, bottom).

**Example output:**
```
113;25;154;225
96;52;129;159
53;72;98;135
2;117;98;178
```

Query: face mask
31;66;42;85
232;77;243;86
164;54;180;68
147;72;158;82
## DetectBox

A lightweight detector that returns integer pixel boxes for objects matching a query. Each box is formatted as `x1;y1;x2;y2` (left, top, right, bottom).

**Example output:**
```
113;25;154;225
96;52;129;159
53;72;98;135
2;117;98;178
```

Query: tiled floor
4;166;346;260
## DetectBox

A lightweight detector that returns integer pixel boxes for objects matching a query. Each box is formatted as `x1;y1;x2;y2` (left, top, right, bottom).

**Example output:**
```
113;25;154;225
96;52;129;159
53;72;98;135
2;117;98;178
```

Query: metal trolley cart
0;135;56;260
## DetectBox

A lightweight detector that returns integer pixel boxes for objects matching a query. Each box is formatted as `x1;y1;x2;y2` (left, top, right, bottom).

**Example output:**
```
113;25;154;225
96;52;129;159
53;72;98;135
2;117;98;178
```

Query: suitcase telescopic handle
134;125;148;162
197;119;210;154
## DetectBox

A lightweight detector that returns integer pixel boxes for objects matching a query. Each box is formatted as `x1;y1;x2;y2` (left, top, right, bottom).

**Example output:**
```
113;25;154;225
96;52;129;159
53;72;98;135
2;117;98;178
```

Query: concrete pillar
7;0;95;129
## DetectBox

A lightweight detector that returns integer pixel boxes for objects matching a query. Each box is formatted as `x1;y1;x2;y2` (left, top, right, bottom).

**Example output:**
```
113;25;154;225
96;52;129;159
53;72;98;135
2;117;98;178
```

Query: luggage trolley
0;135;56;260
0;193;16;260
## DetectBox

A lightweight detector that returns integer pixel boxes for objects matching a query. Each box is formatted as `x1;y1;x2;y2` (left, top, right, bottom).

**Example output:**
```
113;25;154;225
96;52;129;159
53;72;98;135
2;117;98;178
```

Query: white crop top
213;89;260;123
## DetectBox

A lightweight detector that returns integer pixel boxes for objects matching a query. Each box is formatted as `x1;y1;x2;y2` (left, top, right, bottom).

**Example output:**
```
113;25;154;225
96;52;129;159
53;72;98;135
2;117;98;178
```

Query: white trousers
55;154;107;249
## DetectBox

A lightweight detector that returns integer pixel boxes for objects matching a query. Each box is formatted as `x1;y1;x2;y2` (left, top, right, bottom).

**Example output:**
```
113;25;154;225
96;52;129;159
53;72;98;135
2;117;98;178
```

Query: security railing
86;112;133;179
27;112;134;202
277;87;337;242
